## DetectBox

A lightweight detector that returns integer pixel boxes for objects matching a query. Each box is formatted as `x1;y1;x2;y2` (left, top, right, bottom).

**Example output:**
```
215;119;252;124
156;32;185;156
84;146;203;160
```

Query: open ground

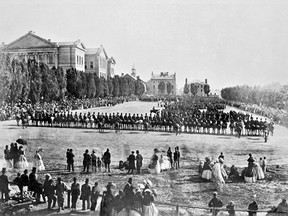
1;101;288;216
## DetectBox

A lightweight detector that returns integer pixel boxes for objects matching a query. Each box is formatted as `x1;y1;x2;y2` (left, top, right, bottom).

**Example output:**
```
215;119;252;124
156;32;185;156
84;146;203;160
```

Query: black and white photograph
0;0;288;215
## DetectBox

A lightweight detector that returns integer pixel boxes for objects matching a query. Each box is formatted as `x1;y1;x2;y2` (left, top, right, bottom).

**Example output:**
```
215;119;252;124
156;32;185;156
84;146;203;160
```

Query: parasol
16;138;27;145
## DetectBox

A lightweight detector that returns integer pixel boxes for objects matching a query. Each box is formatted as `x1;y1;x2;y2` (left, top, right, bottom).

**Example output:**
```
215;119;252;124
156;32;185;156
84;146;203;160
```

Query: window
85;62;87;69
90;61;93;69
48;54;54;64
153;85;155;89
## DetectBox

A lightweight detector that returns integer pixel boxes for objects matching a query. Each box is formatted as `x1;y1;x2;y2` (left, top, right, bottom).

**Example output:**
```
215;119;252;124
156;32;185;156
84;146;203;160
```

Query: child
97;157;102;172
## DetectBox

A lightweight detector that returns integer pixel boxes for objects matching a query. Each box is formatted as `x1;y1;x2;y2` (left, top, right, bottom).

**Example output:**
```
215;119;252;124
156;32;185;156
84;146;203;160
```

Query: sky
1;0;288;91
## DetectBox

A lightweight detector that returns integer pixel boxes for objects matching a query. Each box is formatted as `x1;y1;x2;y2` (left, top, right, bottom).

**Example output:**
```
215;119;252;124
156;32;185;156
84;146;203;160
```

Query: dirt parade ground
1;101;288;216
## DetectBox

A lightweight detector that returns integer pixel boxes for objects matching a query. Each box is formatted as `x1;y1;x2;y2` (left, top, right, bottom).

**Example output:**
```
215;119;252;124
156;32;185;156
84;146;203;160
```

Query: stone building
1;31;86;71
122;66;147;93
146;72;176;96
185;79;209;96
85;46;116;79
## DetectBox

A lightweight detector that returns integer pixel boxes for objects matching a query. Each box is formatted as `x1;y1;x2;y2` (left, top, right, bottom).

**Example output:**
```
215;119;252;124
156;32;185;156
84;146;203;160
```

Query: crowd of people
0;166;159;216
0;96;135;122
199;152;268;191
4;143;45;171
13;99;274;140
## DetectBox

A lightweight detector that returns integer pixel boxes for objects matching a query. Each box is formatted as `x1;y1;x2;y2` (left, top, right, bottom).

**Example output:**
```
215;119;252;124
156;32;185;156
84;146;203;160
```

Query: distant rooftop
151;72;176;80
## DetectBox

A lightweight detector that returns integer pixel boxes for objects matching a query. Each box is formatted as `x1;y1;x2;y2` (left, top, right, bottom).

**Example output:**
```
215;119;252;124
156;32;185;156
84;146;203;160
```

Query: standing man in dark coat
71;177;80;211
127;151;136;174
208;192;223;216
67;149;75;172
81;178;91;210
83;149;91;173
43;174;56;210
123;178;134;208
103;148;111;173
90;182;100;211
19;169;29;196
136;150;143;174
0;168;9;201
167;147;173;168
29;167;42;203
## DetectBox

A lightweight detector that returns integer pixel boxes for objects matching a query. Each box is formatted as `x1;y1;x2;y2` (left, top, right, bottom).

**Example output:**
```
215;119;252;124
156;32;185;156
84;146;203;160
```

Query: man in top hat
29;167;43;203
208;192;223;216
81;178;91;210
136;150;143;174
103;148;111;173
0;168;10;201
83;149;91;173
127;151;136;174
123;178;134;207
91;150;97;172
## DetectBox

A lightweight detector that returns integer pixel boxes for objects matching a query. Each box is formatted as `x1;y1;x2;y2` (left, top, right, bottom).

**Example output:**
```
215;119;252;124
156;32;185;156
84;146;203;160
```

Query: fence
155;201;288;216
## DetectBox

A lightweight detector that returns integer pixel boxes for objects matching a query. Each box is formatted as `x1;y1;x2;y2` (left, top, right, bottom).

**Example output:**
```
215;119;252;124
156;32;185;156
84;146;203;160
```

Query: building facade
146;72;176;96
1;31;117;77
1;31;86;72
185;79;208;96
85;46;115;79
123;67;147;93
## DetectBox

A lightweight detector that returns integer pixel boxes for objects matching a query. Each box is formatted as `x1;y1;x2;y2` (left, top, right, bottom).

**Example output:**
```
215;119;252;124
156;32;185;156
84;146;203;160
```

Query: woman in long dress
212;160;225;191
17;146;29;169
34;149;45;171
148;149;161;174
253;162;265;180
201;157;212;181
159;154;171;171
142;189;158;216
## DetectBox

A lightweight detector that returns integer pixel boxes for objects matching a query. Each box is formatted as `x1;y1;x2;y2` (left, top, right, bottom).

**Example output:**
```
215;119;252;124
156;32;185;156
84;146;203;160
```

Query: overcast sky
1;0;288;90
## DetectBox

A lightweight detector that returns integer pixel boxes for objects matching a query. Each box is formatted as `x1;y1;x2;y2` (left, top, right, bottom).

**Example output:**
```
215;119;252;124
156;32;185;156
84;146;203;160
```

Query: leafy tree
204;84;210;96
55;67;67;100
41;63;59;101
86;72;96;98
66;68;78;98
112;75;120;97
28;59;42;103
107;77;114;96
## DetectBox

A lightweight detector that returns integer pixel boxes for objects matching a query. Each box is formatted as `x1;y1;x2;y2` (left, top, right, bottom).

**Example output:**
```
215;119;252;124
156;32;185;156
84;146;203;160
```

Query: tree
41;63;59;102
66;68;78;98
204;84;210;96
86;72;96;98
190;83;198;96
158;81;165;94
166;82;172;95
112;75;120;97
107;77;114;96
55;67;67;100
28;59;42;103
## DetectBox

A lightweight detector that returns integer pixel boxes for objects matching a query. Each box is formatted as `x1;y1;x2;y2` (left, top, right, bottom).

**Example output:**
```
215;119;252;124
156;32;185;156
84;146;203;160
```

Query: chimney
121;73;124;77
205;79;207;84
48;39;51;42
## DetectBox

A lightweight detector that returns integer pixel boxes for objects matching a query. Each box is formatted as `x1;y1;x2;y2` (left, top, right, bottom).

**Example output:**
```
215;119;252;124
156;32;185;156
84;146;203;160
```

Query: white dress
18;151;29;169
148;154;161;174
212;162;225;190
34;152;45;171
159;155;171;171
254;163;265;180
143;203;159;216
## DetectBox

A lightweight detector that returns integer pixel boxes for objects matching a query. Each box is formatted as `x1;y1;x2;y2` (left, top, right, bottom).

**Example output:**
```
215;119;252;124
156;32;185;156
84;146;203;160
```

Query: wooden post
176;204;179;216
67;190;71;208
